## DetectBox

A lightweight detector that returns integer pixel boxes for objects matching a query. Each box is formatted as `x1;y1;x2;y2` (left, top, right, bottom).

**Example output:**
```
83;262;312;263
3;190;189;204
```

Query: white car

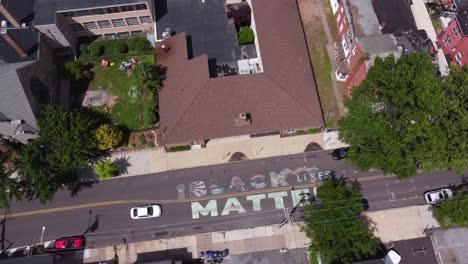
130;204;162;219
424;188;453;204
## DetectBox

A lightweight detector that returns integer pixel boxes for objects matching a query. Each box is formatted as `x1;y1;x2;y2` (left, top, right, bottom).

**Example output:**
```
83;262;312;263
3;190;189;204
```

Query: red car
54;236;86;250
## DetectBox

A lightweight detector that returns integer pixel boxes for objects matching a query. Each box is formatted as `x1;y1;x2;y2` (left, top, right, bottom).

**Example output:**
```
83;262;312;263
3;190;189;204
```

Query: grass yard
84;54;155;131
298;0;341;127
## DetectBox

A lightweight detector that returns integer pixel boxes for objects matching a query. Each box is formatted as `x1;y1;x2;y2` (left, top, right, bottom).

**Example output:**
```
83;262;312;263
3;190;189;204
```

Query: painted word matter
191;188;310;219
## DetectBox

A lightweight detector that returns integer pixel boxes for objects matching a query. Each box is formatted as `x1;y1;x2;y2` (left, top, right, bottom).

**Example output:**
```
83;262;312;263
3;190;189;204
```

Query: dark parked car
332;147;349;160
54;236;86;250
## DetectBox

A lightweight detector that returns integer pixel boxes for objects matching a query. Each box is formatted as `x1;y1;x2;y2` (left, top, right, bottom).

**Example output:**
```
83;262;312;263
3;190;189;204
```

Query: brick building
438;0;468;65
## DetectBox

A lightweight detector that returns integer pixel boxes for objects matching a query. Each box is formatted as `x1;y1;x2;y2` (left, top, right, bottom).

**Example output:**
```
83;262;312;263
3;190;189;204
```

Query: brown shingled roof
158;0;323;145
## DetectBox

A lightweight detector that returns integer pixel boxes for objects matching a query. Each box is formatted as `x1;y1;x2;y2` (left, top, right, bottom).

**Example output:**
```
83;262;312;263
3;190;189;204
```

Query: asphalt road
0;150;464;250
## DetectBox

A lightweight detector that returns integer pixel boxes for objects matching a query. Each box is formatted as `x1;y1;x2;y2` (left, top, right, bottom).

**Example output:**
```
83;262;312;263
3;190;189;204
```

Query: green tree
304;179;381;263
339;53;448;178
96;124;123;150
238;26;255;45
95;159;118;180
0;155;21;208
64;61;85;81
433;65;468;173
17;106;101;202
432;192;468;228
132;63;163;98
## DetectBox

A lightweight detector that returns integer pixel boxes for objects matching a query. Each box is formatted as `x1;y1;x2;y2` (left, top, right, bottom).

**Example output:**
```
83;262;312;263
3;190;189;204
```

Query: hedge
81;37;152;58
167;145;191;152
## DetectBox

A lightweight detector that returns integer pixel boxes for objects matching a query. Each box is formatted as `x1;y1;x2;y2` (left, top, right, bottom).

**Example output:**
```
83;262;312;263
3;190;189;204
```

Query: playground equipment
119;58;140;72
100;59;109;67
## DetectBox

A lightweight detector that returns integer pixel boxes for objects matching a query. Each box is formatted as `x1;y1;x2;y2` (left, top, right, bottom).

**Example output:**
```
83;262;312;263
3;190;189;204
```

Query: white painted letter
291;188;311;206
267;191;289;209
246;194;266;211
191;200;218;219
221;197;246;216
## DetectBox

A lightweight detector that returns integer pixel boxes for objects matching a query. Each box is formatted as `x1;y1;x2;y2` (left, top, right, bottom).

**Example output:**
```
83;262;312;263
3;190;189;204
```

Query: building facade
438;0;468;65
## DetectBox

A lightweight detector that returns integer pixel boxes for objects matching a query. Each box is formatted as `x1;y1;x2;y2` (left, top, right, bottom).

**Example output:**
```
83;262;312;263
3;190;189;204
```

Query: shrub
238;26;254;45
146;142;155;148
64;61;84;81
129;143;136;149
79;44;89;55
308;128;321;134
89;44;104;57
126;38;139;51
95;159;118;180
139;134;147;145
296;130;306;135
134;38;152;53
114;41;129;54
167;145;191;152
96;124;123;150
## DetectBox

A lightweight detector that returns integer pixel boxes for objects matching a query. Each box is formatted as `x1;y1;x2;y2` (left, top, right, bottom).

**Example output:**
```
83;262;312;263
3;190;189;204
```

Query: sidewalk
364;205;439;243
81;132;331;180
83;222;310;263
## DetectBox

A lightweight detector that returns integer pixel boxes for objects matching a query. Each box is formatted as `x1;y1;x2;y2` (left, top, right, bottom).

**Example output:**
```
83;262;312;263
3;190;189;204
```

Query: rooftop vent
235;112;251;127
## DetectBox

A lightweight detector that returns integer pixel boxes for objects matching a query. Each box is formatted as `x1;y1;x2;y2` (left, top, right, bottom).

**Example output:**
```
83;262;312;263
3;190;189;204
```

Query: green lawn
84;54;155;131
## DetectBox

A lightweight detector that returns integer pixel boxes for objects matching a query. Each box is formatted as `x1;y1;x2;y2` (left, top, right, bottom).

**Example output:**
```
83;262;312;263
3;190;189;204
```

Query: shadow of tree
67;181;98;198
113;156;131;175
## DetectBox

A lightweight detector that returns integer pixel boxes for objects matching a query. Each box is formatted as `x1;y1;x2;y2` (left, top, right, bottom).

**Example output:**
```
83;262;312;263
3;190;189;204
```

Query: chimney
1;29;28;57
0;1;20;27
235;112;252;127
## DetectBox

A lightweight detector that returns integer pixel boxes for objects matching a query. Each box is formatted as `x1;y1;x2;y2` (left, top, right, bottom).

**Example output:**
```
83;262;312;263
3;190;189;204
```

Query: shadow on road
0;210;13;251
67;181;98;197
83;212;100;235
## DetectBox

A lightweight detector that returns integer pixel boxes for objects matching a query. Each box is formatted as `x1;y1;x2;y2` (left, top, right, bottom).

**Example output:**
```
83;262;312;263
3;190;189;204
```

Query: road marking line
5;174;393;219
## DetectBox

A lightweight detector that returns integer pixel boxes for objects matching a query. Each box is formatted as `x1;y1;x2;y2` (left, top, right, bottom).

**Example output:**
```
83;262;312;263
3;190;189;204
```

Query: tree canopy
0;155;21;208
339;54;468;178
17;106;101;202
303;179;381;263
432;192;468;228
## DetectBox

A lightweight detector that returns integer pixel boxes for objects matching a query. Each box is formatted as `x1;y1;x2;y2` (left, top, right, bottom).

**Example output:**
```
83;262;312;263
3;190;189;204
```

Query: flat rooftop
0;28;39;63
156;0;257;76
34;0;147;25
157;0;323;145
372;0;417;34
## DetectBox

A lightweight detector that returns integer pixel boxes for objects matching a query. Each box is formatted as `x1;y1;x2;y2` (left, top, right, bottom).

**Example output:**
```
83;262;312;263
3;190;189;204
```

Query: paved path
80;133;328;179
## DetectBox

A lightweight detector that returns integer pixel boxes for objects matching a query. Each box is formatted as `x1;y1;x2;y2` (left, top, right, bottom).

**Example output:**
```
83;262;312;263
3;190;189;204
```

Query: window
443;34;451;47
90;8;105;15
135;4;147;10
339;23;344;33
75;10;90;17
131;30;145;36
83;22;98;30
112;18;126;27
336;13;341;23
139;16;151;24
455;51;463;64
70;23;84;31
452;26;459;36
120;5;135;12
60;11;75;17
106;7;120;13
98;20;111;28
117;31;130;38
126;17;139;26
352;46;358;56
104;33;116;39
